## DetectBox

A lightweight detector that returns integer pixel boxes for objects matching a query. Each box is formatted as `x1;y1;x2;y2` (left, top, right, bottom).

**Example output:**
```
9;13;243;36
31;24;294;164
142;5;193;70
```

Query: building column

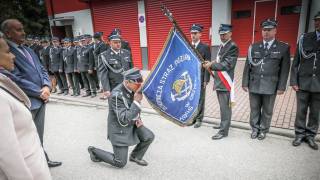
211;0;232;59
138;0;148;70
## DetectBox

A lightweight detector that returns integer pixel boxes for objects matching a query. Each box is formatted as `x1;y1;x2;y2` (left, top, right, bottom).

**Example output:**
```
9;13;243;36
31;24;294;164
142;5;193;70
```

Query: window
280;6;301;15
234;10;251;19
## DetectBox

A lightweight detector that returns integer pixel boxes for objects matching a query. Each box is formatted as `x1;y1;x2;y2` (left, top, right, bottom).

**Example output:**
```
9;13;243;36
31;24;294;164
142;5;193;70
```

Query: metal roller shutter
91;0;142;68
146;0;212;69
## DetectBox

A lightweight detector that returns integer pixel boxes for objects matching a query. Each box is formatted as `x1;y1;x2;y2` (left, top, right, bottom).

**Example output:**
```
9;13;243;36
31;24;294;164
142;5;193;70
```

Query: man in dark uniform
30;36;42;59
73;36;84;90
290;11;320;150
88;68;154;168
98;34;133;99
78;34;97;97
39;37;57;93
93;32;109;99
242;19;290;140
62;38;80;96
190;24;211;128
25;34;33;47
49;36;68;95
110;28;131;52
203;24;239;139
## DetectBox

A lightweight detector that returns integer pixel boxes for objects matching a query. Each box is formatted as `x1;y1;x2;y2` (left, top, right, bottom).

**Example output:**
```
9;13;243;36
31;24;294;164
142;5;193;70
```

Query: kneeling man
88;68;154;167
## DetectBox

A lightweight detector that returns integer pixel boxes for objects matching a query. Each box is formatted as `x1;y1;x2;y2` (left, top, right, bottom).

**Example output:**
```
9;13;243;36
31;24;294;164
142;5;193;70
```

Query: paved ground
45;101;320;180
52;60;299;131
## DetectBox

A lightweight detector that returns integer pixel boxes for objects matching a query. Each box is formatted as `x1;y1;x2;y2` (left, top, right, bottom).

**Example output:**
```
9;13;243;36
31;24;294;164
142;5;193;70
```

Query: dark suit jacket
290;31;320;92
211;40;239;91
196;41;211;83
242;40;290;94
6;43;51;110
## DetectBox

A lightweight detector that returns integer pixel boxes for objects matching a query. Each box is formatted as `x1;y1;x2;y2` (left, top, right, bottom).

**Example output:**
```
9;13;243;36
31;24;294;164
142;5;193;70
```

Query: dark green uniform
242;40;290;134
49;46;68;93
98;48;133;92
290;31;320;140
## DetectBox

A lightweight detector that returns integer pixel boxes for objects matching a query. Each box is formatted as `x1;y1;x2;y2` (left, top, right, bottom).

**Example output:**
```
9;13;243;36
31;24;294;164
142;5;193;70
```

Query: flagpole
160;4;214;77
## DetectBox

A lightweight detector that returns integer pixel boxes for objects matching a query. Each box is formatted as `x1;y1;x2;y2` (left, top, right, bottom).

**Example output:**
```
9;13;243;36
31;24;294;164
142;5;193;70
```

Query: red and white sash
216;45;235;105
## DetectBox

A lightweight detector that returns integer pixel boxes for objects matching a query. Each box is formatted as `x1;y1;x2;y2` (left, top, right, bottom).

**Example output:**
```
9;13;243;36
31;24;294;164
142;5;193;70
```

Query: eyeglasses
128;77;143;84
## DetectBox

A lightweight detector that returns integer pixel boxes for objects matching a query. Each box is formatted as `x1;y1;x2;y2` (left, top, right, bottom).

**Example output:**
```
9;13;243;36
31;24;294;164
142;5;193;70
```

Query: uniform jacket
7;43;51;110
0;73;51;180
93;41;108;68
99;48;133;91
242;40;291;94
39;46;50;72
108;83;141;146
62;46;77;73
211;40;239;91
77;45;95;72
196;41;211;83
49;46;63;72
290;31;320;92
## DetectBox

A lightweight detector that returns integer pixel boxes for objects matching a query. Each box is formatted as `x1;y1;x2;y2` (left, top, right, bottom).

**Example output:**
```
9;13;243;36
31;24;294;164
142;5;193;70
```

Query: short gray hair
1;19;20;34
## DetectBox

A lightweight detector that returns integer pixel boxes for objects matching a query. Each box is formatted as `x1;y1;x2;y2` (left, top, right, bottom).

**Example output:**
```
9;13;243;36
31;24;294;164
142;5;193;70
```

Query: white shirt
263;39;275;50
111;48;120;55
192;40;200;48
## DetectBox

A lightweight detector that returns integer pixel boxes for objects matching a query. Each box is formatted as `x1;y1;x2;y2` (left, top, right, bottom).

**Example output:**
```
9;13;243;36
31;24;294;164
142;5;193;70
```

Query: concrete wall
49;9;94;36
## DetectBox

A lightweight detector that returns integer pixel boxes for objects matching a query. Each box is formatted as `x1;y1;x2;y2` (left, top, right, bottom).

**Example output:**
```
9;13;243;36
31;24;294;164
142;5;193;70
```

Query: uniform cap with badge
219;24;232;35
51;36;59;42
123;68;143;83
93;32;103;39
261;18;278;29
190;24;203;33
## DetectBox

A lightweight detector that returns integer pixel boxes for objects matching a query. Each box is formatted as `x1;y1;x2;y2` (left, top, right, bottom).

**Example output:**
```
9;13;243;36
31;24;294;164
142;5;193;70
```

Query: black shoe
212;125;221;129
57;91;64;94
251;131;258;139
91;93;97;98
292;136;304;147
129;156;148;166
258;132;266;140
194;122;201;128
305;138;318;150
211;132;227;140
82;93;91;97
88;146;101;162
47;160;62;168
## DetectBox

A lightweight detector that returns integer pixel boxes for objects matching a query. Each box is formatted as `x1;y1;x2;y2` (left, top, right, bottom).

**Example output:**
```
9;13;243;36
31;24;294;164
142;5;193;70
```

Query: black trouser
54;71;68;92
249;93;276;133
80;72;97;94
195;86;206;122
92;126;154;168
294;90;320;139
66;72;80;95
216;91;232;135
31;103;49;161
93;70;100;89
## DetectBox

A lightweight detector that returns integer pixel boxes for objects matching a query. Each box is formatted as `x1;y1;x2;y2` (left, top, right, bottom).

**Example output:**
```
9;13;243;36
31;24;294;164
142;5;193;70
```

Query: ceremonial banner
142;28;202;126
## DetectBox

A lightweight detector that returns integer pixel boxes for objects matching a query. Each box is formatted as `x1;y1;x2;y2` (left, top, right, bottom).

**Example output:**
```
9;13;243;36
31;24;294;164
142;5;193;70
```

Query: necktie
264;42;268;50
18;46;35;67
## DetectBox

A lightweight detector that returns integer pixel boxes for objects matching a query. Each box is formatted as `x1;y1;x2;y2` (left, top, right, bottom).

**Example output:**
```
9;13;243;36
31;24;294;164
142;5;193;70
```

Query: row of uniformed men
197;12;320;151
25;28;132;99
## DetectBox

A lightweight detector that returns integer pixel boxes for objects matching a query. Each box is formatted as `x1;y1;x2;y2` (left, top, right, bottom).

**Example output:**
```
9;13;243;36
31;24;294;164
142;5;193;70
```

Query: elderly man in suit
88;68;154;168
290;11;320;150
242;19;290;140
1;19;62;167
203;24;239;140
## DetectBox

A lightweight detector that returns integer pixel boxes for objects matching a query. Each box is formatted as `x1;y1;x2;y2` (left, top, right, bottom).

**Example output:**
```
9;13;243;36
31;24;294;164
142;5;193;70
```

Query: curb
50;95;320;142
